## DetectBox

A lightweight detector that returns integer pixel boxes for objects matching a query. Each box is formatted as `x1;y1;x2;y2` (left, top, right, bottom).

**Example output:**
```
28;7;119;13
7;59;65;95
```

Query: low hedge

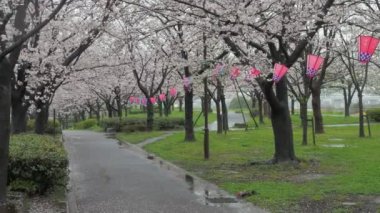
8;134;68;195
26;119;62;134
74;119;98;129
100;117;184;132
367;109;380;122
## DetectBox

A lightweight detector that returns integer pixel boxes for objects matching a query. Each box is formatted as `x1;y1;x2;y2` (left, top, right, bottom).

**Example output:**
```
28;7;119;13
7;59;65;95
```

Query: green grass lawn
115;131;167;144
247;113;366;128
144;125;380;212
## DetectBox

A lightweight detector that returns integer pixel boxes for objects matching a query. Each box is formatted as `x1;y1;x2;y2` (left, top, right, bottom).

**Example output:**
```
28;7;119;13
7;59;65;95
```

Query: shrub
74;119;98;129
121;124;147;132
26;119;34;132
155;117;184;130
8;134;68;195
100;117;185;132
229;96;253;110
25;119;61;134
8;179;38;195
367;109;380;122
99;118;122;131
45;119;62;134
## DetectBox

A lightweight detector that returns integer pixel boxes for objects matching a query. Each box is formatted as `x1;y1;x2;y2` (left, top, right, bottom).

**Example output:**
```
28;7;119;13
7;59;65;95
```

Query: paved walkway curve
64;131;265;213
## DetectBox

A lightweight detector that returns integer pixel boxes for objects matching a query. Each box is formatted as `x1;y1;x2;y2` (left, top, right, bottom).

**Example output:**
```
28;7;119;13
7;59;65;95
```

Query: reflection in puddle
184;174;243;208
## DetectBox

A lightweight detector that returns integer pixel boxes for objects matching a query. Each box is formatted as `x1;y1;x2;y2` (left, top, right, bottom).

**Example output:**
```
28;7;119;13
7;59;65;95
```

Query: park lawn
247;113;365;128
290;114;360;127
144;125;380;212
116;131;167;144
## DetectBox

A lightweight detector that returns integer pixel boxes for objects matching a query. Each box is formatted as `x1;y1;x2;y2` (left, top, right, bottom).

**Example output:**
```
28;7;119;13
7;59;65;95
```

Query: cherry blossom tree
0;0;67;207
337;28;379;137
155;0;345;162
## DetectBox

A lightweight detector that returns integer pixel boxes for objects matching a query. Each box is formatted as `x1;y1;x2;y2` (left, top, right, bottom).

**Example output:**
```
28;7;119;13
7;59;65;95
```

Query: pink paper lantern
306;55;324;78
141;98;147;106
159;93;166;102
134;97;140;105
169;88;177;97
273;64;288;83
230;66;241;80
150;97;157;105
358;35;380;64
249;68;261;78
129;96;135;104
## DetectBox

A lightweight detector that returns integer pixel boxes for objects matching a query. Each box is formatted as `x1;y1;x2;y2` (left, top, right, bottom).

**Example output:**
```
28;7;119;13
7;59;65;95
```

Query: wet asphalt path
64;131;248;213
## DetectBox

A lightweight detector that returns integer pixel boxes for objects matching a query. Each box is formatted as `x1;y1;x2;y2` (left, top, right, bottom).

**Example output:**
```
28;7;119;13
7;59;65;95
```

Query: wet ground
64;130;266;213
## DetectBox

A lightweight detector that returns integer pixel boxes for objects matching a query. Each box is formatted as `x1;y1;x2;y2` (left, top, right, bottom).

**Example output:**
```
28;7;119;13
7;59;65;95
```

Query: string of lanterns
128;35;379;107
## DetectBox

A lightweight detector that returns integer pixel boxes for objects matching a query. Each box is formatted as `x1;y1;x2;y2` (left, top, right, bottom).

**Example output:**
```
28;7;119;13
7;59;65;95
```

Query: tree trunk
116;98;122;118
300;102;308;145
220;86;229;132
159;101;163;117
0;59;12;207
311;87;324;134
11;102;29;134
146;101;154;131
291;99;296;115
179;97;183;112
106;104;113;118
96;104;101;125
164;103;171;117
258;97;264;124
208;99;212;113
251;95;256;109
89;108;93;119
260;76;296;163
80;110;86;121
35;104;49;134
263;101;271;118
343;86;355;117
184;90;195;141
201;97;205;114
215;101;223;134
358;91;365;138
124;107;128;118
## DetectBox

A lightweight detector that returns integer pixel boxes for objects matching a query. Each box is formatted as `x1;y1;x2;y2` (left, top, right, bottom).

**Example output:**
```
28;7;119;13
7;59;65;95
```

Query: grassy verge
248;114;368;128
144;125;380;212
116;131;168;144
